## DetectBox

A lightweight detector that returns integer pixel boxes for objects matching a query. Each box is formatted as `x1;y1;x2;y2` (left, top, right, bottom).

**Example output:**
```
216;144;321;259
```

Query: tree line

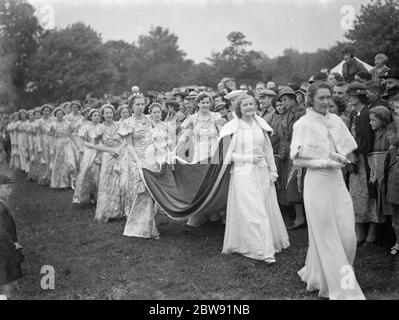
1;0;399;110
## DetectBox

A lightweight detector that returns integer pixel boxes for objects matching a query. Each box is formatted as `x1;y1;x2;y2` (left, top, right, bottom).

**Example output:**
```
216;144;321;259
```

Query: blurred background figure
131;86;140;94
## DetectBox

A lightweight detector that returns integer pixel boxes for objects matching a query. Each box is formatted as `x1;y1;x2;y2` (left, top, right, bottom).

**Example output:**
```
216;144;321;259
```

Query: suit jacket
384;146;399;205
0;199;23;286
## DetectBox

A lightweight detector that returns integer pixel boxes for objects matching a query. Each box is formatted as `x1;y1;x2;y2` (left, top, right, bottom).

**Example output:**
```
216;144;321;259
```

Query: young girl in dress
90;104;124;222
49;107;78;189
174;93;226;226
38;105;54;186
150;103;170;168
7;114;20;171
17;109;29;173
121;94;160;239
72;109;102;205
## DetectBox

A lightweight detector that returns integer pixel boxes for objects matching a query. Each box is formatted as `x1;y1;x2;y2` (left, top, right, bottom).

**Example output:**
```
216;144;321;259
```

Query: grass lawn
6;171;399;300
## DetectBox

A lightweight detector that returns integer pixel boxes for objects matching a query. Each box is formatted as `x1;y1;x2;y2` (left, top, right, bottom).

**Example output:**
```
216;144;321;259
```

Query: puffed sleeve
78;123;87;139
117;118;133;137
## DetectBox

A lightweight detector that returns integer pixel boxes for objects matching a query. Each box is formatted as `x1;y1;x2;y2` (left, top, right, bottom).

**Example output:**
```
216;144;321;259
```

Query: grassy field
5;170;399;300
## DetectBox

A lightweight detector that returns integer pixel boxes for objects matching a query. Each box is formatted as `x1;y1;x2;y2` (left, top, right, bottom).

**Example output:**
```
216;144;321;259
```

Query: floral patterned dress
6;122;20;170
49;120;78;189
121;115;160;239
151;121;170;167
95;121;123;222
180;112;224;163
17;120;29;172
27;120;37;180
72;122;102;204
38;117;54;185
65;113;84;165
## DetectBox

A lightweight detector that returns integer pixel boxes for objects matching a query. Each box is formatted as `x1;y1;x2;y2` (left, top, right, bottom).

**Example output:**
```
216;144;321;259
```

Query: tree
28;22;113;103
209;31;261;84
104;40;137;94
0;0;42;108
181;62;220;88
128;26;188;91
345;0;399;67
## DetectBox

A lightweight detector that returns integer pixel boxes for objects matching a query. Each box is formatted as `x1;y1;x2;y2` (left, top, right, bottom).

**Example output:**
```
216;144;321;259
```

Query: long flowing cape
141;114;272;220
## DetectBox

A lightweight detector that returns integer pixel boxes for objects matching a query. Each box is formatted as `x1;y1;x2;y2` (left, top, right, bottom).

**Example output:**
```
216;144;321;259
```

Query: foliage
345;0;399;67
28;22;113;103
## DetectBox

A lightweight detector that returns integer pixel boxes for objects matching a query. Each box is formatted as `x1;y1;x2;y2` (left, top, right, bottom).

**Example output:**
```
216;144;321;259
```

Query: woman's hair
100;104;115;116
88;109;100;121
234;94;255;118
117;104;130;116
194;92;211;105
18;109;27;120
306;81;332;108
128;93;145;107
331;96;347;115
33;108;42;116
149;103;163;113
53;107;65;117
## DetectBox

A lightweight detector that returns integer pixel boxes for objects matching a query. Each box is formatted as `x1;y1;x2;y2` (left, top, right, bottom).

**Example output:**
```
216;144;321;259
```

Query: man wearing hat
214;101;229;121
0;174;23;299
173;91;186;104
341;45;368;83
365;80;387;108
164;98;185;123
275;86;306;230
308;72;327;84
380;68;399;90
257;89;277;124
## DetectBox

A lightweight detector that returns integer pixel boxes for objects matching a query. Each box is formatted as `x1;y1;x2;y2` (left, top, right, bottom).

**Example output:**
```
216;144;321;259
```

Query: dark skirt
276;157;303;206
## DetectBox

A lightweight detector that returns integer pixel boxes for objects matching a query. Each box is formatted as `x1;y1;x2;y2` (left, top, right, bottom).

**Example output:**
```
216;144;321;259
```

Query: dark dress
0;199;23;286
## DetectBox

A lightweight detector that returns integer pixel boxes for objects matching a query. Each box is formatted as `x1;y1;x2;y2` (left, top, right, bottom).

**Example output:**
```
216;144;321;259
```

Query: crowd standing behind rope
1;47;399;299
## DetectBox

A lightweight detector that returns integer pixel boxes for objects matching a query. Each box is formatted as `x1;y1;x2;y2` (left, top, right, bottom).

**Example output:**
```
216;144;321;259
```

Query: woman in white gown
290;82;365;300
220;93;290;263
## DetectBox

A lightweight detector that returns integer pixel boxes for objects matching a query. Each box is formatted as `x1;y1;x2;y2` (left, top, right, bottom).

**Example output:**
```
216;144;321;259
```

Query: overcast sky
28;0;371;62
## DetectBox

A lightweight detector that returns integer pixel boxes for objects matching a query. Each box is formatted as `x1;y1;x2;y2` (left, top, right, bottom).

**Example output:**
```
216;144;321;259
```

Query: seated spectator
341;45;368;83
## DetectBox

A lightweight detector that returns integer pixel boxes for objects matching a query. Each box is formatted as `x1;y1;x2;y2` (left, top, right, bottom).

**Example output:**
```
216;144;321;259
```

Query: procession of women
1;47;399;300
